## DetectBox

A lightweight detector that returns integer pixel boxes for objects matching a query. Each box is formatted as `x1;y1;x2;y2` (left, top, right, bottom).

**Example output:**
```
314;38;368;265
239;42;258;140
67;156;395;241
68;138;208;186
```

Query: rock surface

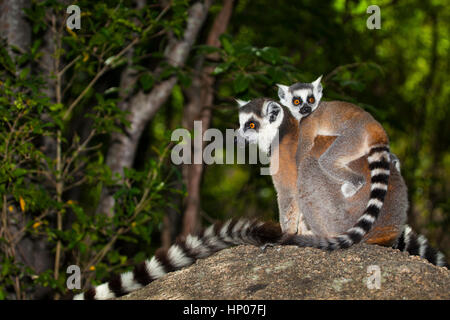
118;244;450;300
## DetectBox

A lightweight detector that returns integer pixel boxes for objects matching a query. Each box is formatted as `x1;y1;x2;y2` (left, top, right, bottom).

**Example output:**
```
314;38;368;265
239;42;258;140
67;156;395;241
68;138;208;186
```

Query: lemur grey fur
237;96;448;268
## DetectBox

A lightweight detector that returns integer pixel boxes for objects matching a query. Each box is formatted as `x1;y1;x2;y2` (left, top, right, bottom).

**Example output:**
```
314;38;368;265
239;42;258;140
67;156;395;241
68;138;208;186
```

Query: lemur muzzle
300;106;312;115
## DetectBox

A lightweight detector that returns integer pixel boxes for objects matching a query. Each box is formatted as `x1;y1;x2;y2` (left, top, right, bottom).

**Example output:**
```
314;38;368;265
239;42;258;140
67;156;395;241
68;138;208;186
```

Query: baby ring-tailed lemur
237;90;448;267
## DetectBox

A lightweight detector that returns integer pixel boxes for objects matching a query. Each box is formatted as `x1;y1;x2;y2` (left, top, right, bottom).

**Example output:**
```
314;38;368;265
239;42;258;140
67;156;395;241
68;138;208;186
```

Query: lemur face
237;98;283;154
277;75;323;121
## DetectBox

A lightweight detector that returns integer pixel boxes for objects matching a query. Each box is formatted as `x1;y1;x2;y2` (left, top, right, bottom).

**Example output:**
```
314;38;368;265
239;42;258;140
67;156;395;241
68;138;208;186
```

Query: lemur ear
276;84;289;102
265;101;281;123
235;99;249;108
312;75;323;94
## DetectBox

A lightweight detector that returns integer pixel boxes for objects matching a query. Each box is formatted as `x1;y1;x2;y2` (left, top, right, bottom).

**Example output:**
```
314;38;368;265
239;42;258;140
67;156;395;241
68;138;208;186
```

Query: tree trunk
181;0;234;236
0;0;31;55
97;0;212;217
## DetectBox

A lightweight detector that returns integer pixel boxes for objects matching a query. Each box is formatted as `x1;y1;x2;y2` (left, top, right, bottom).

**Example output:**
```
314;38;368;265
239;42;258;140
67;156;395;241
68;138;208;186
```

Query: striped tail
73;219;282;300
393;224;449;268
281;145;391;250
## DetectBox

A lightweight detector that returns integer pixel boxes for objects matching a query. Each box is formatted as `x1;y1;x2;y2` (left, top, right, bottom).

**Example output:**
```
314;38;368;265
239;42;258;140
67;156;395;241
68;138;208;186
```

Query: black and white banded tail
73;219;282;300
282;145;391;250
393;225;449;268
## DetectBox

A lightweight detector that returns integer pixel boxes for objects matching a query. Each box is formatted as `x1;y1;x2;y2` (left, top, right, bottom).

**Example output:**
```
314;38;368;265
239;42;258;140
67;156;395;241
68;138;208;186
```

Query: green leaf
0;46;16;74
50;103;64;112
104;87;119;95
31;39;42;56
258;47;281;65
139;74;154;91
196;45;221;54
19;68;30;80
233;74;251;93
213;62;231;75
219;34;234;55
171;85;183;109
116;19;142;33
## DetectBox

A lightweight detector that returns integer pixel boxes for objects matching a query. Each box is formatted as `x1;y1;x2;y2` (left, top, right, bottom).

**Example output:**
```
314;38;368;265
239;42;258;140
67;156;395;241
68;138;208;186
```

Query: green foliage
0;0;184;299
206;34;298;99
0;46;176;296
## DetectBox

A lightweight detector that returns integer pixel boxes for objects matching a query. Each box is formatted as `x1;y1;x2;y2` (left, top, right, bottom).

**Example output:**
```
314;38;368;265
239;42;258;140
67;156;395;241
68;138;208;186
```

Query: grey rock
118;244;450;300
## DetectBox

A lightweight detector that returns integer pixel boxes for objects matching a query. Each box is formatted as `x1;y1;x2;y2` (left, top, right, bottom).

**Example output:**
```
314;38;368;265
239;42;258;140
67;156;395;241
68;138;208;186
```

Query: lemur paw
341;180;364;198
260;243;275;252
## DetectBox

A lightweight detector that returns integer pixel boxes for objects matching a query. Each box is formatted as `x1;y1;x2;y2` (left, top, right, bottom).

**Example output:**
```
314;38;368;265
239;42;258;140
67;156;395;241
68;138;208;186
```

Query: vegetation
0;0;448;299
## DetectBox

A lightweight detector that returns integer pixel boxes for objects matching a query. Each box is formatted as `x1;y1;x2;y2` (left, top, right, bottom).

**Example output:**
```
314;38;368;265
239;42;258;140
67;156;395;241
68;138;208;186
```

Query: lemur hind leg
318;130;367;198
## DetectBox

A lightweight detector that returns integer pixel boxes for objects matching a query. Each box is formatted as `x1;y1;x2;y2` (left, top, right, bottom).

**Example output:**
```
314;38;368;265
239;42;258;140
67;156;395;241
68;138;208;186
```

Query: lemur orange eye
249;122;255;129
293;98;301;105
309;97;315;103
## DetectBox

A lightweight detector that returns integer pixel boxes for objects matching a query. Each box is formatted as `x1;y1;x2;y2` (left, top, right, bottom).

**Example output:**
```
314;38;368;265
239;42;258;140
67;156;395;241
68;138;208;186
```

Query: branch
323;62;362;83
62;3;171;121
181;0;234;236
97;0;213;217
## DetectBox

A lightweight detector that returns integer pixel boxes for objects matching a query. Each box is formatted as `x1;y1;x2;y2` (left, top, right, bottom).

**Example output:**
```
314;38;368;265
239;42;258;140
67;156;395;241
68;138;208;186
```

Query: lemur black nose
300;106;312;115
